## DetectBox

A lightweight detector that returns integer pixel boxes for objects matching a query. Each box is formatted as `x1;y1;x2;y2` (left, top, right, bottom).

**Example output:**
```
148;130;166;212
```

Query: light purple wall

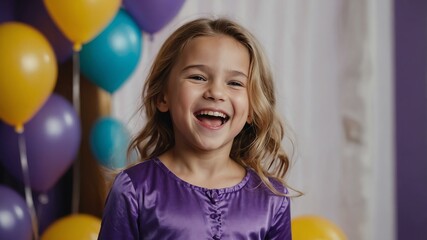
395;0;427;239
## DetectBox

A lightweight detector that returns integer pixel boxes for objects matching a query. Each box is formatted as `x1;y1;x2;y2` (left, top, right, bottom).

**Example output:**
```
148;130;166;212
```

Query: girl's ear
247;111;253;124
156;93;169;112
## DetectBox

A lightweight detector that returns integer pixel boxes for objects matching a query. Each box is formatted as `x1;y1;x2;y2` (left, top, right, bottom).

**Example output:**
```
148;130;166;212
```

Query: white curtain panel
112;1;395;239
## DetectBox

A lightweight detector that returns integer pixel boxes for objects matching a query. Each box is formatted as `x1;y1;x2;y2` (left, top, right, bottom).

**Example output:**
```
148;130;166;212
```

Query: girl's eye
189;75;206;81
228;80;244;87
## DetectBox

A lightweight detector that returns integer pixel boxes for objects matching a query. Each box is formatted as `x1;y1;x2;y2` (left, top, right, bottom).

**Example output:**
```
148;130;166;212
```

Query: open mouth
194;110;230;127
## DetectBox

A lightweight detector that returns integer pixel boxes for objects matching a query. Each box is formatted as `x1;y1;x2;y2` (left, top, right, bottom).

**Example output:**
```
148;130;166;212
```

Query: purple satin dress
98;158;291;240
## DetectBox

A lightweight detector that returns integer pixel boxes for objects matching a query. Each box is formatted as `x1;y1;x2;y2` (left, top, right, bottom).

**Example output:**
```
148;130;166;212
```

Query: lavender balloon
33;174;72;234
123;0;186;34
0;93;81;192
0;185;32;240
0;167;72;234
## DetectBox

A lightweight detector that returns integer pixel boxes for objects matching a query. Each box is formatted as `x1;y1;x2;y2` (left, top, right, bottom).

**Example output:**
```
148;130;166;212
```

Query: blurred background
0;0;425;239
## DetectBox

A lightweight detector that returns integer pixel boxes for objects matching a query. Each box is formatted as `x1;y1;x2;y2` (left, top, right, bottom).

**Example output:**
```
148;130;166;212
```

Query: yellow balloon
292;215;347;240
43;0;121;51
41;214;101;240
0;22;57;132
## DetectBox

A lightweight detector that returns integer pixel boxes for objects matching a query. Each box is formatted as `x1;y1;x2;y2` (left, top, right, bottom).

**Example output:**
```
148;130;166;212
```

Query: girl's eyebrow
181;64;248;78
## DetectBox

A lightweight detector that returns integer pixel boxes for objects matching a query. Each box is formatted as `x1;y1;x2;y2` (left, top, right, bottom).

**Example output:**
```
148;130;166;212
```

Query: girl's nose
203;81;226;101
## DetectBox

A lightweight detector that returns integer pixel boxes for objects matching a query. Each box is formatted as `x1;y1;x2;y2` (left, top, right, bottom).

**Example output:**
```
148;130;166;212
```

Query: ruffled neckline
153;157;251;194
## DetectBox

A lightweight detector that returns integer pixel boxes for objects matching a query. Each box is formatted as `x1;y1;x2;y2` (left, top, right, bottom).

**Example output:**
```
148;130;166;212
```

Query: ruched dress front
98;158;291;240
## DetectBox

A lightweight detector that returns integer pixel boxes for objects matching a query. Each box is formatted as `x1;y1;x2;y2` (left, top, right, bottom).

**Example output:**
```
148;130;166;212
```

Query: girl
98;17;296;240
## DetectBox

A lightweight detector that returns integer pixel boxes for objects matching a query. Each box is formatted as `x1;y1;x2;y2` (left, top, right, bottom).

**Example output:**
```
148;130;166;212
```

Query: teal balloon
80;9;142;93
89;117;130;169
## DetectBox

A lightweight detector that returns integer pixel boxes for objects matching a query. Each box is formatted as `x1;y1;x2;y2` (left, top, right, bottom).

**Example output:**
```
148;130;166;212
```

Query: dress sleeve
266;196;292;240
98;171;139;240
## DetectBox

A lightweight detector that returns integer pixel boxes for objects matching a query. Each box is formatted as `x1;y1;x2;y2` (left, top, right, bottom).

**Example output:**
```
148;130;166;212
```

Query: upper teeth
198;111;227;118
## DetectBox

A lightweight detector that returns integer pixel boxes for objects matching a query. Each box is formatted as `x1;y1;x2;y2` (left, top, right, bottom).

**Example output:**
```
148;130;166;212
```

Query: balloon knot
73;43;82;52
15;124;24;133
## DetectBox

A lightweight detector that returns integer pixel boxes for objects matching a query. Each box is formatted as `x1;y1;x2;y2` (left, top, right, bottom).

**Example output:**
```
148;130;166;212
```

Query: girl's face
158;35;251;153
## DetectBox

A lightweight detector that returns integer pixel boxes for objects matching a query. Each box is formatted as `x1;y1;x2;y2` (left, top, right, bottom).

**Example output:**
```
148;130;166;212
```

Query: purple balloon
0;165;72;234
0;0;15;23
123;0;186;34
0;185;32;240
0;93;81;192
33;172;72;234
15;0;73;63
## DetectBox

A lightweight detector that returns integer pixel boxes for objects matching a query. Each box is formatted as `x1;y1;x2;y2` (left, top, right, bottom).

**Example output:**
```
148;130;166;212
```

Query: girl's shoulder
269;176;289;195
123;157;157;173
119;157;162;187
246;169;289;196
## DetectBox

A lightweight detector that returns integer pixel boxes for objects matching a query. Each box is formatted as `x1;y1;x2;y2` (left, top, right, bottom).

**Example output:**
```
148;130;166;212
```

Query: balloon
0;93;81;192
34;174;72;234
123;0;186;34
80;9;142;94
43;0;121;51
291;215;347;240
0;0;15;23
15;0;73;63
0;22;57;132
41;214;101;240
89;117;130;169
0;166;72;234
0;185;32;240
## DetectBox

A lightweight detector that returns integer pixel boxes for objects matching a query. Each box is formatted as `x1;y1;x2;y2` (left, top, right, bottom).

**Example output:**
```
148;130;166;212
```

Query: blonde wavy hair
128;17;296;196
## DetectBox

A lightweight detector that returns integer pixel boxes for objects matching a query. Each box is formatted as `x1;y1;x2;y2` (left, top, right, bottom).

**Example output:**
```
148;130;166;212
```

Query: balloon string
71;50;81;213
18;132;39;240
73;50;81;116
